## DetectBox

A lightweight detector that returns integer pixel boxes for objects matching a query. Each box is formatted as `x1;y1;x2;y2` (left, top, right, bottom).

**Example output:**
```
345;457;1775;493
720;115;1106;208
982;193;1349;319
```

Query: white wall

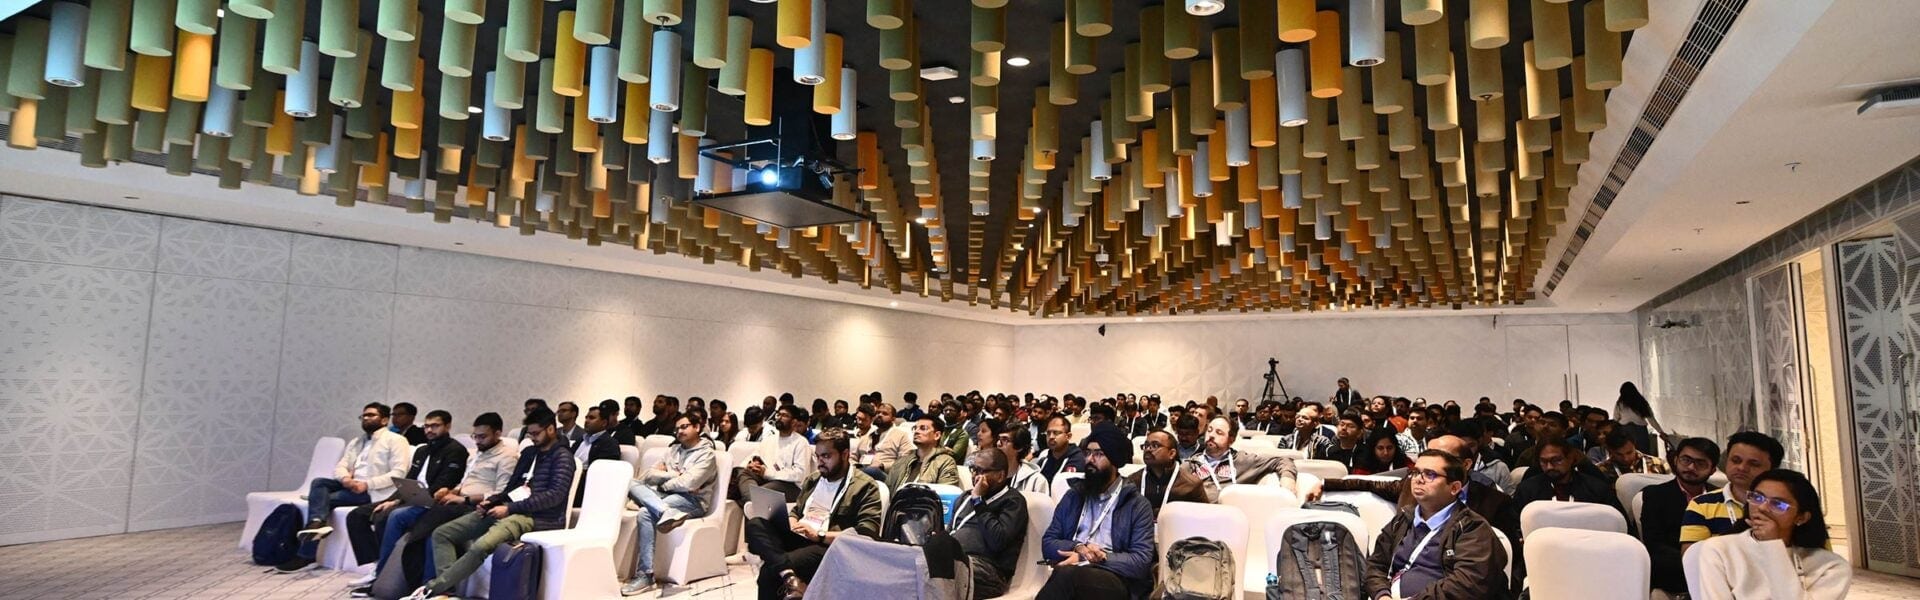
0;196;1013;546
1013;313;1642;405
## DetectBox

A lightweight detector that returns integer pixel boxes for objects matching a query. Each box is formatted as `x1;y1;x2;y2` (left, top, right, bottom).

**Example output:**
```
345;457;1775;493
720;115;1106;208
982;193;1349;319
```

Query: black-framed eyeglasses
1407;468;1447;483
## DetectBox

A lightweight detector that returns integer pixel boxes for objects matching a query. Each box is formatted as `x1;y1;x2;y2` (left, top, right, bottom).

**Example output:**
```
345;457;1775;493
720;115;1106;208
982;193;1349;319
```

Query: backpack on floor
368;531;421;600
251;503;304;566
1267;521;1367;600
1163;536;1236;600
882;484;950;546
489;541;544;600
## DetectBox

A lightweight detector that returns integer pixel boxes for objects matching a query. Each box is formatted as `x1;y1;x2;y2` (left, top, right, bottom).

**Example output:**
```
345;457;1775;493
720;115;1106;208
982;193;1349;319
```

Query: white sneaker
348;572;377;586
401;586;431;600
297;525;334;539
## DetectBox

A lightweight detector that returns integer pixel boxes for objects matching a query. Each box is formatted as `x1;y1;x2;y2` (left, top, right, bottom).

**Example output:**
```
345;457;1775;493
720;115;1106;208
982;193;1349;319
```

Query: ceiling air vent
1859;84;1920;118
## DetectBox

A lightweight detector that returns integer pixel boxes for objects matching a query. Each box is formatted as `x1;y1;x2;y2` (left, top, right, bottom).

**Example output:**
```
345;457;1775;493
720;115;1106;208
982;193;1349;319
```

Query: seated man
1680;431;1784;552
1003;427;1051;495
1363;450;1508;599
404;409;576;600
869;402;914;475
1275;403;1333;458
951;449;1031;599
1034;415;1087;483
390;402;429;445
573;404;625;507
731;405;816;503
939;402;972;463
327;409;467;574
283;403;411;571
1321;410;1370;472
1123;429;1209;515
745;429;885;600
850;404;886;480
1511;438;1624;513
1037;423;1156;600
1643;437;1720;598
1596;428;1670;478
621;412;720;595
886;416;963;491
1187;416;1298;502
350;412;518;597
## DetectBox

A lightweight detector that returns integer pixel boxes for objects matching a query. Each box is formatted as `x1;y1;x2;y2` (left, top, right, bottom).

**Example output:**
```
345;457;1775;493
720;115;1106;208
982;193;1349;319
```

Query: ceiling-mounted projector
691;70;868;230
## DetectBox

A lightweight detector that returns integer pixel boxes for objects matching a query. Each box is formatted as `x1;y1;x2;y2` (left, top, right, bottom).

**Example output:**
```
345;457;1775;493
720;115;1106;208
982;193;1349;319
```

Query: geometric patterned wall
1836;235;1920;574
1749;263;1810;473
0;195;1014;546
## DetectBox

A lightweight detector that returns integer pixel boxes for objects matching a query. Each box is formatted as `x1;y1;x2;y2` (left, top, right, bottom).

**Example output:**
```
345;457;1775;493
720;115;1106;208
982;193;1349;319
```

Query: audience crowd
267;379;1851;600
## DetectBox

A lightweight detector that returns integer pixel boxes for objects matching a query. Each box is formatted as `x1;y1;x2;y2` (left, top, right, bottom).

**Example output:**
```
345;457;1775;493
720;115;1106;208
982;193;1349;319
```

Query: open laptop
390;479;437;507
744;483;791;525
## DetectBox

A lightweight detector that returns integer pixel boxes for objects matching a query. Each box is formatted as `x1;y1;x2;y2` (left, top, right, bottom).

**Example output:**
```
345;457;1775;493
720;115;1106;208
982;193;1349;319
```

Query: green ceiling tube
503;0;543;63
691;0;726;69
439;18;477;77
175;0;218;36
577;0;615;45
229;0;276;20
715;15;750;95
130;0;176;57
163;98;201;144
65;70;100;134
381;14;421;91
439;72;472;119
241;82;278;126
446;0;484;25
535;58;564;134
378;0;419;41
618;0;652;83
320;0;362;58
6;17;48;100
132;109;168;152
105;123;135;161
263;0;306;74
329;31;373;108
96;61;136;125
215;13;259;90
84;0;132;71
493;28;527;109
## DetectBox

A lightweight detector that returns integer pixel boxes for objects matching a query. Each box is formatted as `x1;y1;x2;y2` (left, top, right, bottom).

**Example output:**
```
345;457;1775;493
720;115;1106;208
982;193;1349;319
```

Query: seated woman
1688;469;1850;600
1350;429;1412;476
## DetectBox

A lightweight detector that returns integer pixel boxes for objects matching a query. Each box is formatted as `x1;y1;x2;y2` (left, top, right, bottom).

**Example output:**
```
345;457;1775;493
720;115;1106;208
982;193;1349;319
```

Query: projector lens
760;169;779;184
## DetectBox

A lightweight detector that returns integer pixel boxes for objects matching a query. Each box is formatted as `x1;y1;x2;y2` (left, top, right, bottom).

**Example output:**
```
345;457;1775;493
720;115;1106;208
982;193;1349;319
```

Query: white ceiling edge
1543;0;1849;306
0;146;1037;326
1013;306;1641;327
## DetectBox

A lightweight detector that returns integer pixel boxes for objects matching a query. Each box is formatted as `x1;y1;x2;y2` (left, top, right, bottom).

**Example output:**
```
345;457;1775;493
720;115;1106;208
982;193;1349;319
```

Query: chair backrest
1614;473;1673;513
1296;459;1349;480
1007;491;1056;594
1219;485;1300;589
640;447;669;471
1068;422;1092;444
1707;470;1728;488
639;434;674;457
564;457;585;526
1524;527;1649;600
577;460;636;533
1156;501;1251;600
1232;438;1279;457
1273;448;1306;462
1318;491;1397;541
1118;463;1145;479
1492;527;1513;581
619;444;641;470
1049;472;1083;504
1631;493;1647;528
1130;437;1144;464
873;481;891;521
728;442;760;470
957;465;973;489
454;435;477;455
1520;500;1629;536
1264;508;1372;574
303;437;348;485
707;447;734;514
1509;465;1530;487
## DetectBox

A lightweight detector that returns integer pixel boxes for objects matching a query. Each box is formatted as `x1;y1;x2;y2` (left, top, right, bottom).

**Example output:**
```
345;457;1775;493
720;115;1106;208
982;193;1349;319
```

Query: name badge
507;486;531;502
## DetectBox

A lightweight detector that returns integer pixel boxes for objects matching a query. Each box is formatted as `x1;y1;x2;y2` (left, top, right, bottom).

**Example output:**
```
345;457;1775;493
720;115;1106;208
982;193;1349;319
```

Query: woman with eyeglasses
1687;469;1851;600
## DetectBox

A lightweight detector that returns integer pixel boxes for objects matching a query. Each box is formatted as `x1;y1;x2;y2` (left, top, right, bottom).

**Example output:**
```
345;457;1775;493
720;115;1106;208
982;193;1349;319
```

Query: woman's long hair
1617;382;1655;419
1737;469;1831;550
1355;429;1412;475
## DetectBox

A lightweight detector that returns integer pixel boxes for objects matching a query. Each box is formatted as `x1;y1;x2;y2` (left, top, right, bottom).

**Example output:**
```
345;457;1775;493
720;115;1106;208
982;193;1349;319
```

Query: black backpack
1301;500;1360;518
251;503;303;565
1266;521;1366;600
882;484;950;545
1163;537;1237;600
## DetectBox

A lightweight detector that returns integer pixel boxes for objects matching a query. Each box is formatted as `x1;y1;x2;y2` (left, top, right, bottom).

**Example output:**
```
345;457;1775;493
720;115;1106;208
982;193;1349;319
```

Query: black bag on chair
251;504;303;566
489;542;543;600
1267;521;1366;600
882;485;950;545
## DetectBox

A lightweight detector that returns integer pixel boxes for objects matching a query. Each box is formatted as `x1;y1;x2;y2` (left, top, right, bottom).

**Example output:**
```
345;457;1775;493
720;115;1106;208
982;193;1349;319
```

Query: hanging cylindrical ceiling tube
319;0;361;58
284;41;320;117
504;0;544;62
45;3;88;88
1348;0;1386;67
84;0;132;71
650;29;682;110
589;46;619;123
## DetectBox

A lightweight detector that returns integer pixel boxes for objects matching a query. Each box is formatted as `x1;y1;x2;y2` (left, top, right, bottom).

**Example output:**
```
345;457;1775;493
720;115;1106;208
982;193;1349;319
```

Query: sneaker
620;573;656;596
297;525;334;539
348;572;377;586
655;509;691;534
401;586;431;600
350;586;374;598
273;557;315;573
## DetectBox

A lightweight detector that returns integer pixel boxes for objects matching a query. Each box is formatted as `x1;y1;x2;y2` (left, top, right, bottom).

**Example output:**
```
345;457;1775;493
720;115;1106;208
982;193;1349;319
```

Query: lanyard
1198;451;1236;489
954;485;1011;530
1156;469;1176;507
1075;490;1120;546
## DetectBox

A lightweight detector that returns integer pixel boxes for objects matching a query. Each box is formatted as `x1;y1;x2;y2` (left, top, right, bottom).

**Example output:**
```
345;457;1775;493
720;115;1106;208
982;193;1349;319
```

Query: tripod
1259;358;1292;405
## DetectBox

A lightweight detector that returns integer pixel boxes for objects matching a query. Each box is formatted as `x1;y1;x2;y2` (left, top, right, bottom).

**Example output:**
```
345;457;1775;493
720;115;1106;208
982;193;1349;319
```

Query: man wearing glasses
1035;415;1087;483
284;403;411;570
621;412;720;595
1679;431;1784;551
1123;429;1209;515
1037;423;1156;599
348;413;518;597
1362;450;1508;599
1640;437;1721;599
324;410;467;574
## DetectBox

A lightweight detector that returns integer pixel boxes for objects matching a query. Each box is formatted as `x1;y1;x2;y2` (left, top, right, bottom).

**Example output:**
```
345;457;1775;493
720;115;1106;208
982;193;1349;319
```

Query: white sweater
759;432;815;485
1687;532;1850;600
334;428;413;501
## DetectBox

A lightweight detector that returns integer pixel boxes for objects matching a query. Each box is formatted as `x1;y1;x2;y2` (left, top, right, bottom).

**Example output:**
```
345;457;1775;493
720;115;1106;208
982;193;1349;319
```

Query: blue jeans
300;478;371;560
374;505;429;572
629;482;708;577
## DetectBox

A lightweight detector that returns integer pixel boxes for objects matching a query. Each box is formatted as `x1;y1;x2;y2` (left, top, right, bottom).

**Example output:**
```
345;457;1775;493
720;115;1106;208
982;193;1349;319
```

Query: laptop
744;483;791;525
391;478;437;507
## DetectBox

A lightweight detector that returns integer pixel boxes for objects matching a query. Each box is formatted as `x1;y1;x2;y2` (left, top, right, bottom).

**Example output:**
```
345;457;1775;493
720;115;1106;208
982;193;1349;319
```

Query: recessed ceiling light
919;66;959;81
1006;56;1031;67
889;301;899;307
1184;0;1225;16
467;105;483;114
1134;317;1143;322
947;95;965;104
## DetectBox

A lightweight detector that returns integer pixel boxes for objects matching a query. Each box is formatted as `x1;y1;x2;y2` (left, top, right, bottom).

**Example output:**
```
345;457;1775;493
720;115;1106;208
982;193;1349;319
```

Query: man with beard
1309;435;1520;564
731;405;816;503
641;395;680;437
1361;451;1508;599
746;429;885;600
1679;431;1783;551
619;396;647;439
1321;411;1370;472
1034;415;1087;483
1123;429;1209;515
570;405;624;507
1641;437;1721;598
1037;423;1156;600
404;409;576;600
1171;414;1204;461
939;401;972;463
320;410;467;574
1276;403;1333;458
1187;416;1298;502
885;416;962;491
347;413;518;597
870;402;913;474
1509;437;1624;583
289;403;410;563
620;412;720;595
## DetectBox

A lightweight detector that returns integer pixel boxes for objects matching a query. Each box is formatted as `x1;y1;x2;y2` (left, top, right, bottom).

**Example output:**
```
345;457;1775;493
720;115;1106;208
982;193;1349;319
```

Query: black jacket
949;486;1029;581
396;425;428;446
1364;505;1509;600
405;437;470;495
491;441;578;531
1639;480;1693;594
571;431;623;507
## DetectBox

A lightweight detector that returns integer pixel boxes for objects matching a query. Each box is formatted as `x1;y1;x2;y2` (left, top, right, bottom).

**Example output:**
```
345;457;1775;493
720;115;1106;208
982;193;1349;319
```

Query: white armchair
999;491;1057;600
654;449;734;585
239;437;344;549
521;460;636;600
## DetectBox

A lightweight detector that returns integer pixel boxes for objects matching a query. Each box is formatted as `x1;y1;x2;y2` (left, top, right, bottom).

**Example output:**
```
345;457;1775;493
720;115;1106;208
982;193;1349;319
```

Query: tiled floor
1;522;1917;599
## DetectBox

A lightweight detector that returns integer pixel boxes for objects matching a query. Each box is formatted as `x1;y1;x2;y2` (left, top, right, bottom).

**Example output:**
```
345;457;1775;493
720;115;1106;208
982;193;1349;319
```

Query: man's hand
1081;544;1109;564
791;522;819;542
747;461;767;476
373;500;397;515
652;462;671;474
344;479;369;494
438;492;465;506
1053;548;1084;567
486;504;510;519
